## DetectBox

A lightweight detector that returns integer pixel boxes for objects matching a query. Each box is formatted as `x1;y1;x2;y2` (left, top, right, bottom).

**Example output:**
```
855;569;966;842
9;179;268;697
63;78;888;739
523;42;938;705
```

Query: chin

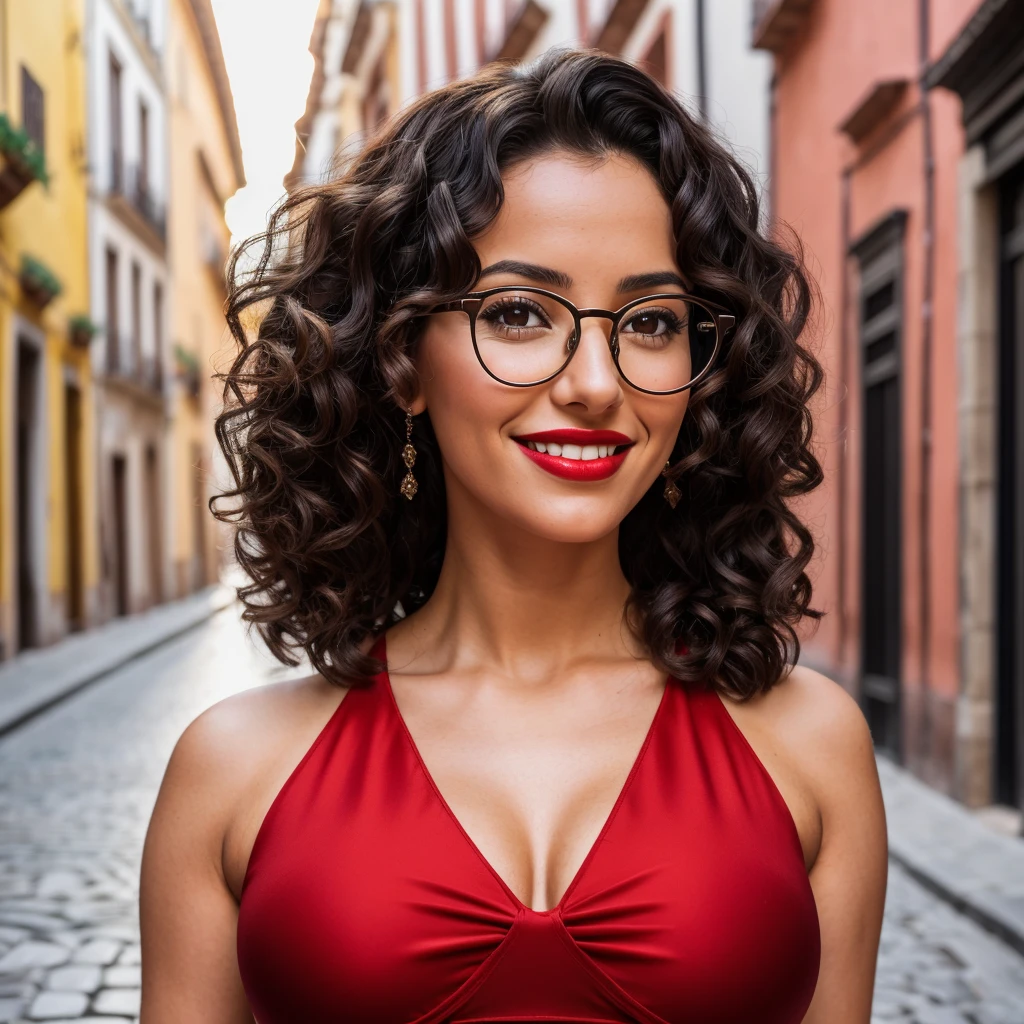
500;497;631;545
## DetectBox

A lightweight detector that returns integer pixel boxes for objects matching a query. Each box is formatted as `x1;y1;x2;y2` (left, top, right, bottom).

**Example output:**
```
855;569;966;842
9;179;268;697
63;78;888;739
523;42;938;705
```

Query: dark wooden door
853;214;907;759
15;342;40;651
996;163;1024;810
112;455;129;617
64;383;84;630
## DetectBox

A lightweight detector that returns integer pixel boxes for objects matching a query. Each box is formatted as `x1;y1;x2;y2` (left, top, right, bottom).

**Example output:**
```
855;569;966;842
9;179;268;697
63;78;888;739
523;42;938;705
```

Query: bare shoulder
766;663;882;823
165;673;348;802
771;664;872;747
717;661;883;872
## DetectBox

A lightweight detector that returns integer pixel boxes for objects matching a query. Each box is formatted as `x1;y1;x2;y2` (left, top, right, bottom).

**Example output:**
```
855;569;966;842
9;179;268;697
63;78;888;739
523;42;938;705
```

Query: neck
403;487;638;678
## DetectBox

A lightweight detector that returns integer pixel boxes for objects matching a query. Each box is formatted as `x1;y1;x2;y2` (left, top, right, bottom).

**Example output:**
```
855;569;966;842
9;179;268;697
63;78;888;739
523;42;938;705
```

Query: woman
140;48;887;1024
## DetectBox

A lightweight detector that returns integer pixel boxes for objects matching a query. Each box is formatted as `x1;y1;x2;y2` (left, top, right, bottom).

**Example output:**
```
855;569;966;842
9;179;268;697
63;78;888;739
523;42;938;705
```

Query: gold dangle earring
662;461;681;509
400;410;418;500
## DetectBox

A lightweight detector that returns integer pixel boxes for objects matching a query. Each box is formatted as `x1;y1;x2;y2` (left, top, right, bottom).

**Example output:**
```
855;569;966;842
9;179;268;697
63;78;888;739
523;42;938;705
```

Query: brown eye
628;312;661;335
480;297;551;332
621;307;682;339
502;303;531;328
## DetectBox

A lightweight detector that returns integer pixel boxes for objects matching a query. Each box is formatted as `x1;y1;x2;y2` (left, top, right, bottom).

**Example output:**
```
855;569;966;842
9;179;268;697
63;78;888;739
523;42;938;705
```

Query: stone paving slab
0;585;236;738
878;754;1024;958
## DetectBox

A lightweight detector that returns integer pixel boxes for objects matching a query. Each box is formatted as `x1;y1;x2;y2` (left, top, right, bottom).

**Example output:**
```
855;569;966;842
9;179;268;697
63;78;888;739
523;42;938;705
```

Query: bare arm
139;702;256;1023
797;670;888;1023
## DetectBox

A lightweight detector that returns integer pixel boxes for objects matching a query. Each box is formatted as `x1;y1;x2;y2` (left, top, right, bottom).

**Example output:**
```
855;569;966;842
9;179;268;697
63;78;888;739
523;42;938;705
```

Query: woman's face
414;149;690;544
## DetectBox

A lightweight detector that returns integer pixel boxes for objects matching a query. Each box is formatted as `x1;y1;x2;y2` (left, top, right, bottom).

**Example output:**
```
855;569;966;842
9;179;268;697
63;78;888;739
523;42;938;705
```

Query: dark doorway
64;383;84;630
145;444;162;606
996;162;1024;810
852;211;907;759
111;454;129;616
15;341;41;652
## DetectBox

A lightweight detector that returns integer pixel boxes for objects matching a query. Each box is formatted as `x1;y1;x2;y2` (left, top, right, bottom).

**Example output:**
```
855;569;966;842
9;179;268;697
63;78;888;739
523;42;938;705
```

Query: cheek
416;326;513;460
636;393;690;458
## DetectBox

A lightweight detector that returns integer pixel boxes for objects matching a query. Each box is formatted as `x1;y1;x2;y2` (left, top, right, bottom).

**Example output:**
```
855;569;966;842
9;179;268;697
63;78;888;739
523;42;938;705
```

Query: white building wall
530;1;580;56
704;0;772;199
85;0;173;616
422;0;447;90
298;0;772;223
88;0;169;209
87;211;168;380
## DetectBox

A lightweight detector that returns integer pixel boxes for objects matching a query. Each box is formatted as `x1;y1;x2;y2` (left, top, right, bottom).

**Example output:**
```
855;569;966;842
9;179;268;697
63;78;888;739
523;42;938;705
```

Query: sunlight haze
210;0;322;246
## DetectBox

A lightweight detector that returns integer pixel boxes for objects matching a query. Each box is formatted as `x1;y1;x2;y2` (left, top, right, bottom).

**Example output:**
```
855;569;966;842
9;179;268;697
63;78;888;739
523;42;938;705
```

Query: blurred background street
1;0;1024;1020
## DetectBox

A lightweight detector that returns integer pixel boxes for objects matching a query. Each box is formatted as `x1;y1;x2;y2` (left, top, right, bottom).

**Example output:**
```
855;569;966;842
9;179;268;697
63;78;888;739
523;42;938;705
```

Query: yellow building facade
166;0;243;594
0;0;97;658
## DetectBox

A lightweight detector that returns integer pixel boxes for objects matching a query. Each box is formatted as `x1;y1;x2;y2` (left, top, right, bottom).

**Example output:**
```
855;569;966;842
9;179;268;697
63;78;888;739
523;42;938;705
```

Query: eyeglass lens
471;289;718;392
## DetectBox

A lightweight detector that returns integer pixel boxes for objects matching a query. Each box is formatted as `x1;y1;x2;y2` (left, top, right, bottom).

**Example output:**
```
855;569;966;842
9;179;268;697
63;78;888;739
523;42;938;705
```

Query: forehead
474;150;677;270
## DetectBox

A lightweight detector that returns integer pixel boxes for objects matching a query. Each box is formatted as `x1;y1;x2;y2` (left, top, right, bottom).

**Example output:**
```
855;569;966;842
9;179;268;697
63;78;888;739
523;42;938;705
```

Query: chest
391;674;670;914
235;673;821;1024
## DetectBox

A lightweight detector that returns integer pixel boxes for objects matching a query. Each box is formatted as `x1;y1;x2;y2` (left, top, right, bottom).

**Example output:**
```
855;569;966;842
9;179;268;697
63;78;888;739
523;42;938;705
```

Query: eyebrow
477;259;688;292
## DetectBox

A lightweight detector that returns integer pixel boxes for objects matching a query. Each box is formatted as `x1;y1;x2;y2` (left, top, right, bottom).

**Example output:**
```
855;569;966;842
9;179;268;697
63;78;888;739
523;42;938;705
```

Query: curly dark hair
213;46;825;700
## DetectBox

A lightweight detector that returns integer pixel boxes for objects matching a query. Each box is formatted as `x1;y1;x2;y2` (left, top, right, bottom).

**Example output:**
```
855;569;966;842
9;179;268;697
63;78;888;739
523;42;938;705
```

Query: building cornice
186;0;246;190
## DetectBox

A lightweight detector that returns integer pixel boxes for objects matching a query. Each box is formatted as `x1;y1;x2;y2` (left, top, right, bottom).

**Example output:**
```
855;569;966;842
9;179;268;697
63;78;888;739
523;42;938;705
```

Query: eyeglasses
430;286;735;395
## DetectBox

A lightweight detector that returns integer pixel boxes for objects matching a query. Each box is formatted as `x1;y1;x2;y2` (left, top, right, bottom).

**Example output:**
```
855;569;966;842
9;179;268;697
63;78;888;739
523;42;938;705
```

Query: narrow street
0;610;1022;1023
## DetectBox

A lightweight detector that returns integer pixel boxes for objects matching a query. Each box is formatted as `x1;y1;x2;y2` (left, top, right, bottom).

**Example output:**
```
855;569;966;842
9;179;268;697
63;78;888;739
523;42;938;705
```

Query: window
131;261;142;376
105;247;120;373
109;53;123;192
21;66;44;155
153;282;164;389
138;99;150;199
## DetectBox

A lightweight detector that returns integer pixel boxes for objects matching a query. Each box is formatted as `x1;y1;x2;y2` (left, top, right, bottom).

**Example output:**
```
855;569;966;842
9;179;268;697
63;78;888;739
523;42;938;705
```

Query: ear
407;392;428;416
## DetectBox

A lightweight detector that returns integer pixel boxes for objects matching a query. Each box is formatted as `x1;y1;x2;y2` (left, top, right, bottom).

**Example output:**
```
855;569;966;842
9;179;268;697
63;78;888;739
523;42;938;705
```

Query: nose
548;316;624;414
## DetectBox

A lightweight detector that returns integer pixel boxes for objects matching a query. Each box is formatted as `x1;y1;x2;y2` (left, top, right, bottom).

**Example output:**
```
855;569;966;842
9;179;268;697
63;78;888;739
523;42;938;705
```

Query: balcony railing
105;333;165;396
108;159;166;241
110;153;124;195
126;164;166;239
751;0;815;53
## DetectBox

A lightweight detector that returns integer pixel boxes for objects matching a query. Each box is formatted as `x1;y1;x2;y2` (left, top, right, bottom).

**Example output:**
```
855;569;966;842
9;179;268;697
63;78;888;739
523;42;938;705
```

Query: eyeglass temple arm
431;299;481;315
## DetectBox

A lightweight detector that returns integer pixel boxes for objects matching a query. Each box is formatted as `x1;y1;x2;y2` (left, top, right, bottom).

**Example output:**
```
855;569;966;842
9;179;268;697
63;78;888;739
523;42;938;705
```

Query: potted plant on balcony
174;343;202;401
68;314;99;349
0;113;48;209
19;254;62;309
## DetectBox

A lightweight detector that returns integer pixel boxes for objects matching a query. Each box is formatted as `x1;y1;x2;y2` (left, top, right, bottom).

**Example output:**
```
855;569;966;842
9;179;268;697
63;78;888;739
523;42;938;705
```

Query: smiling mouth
511;430;635;482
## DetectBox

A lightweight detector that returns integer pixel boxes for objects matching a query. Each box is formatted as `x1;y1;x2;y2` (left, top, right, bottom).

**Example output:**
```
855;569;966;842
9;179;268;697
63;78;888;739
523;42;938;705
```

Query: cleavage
385;666;668;913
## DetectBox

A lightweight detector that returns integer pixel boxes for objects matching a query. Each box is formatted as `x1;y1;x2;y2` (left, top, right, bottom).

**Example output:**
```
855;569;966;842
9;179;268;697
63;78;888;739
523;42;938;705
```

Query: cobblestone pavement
0;611;1023;1022
0;610;278;1023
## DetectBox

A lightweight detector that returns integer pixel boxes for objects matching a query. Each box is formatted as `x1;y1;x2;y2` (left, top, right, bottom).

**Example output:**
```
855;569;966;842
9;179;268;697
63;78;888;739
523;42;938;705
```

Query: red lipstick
512;429;634;482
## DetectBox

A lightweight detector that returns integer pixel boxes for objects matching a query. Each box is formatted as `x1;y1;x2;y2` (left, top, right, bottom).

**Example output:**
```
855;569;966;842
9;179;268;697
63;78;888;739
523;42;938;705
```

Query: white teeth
523;440;624;460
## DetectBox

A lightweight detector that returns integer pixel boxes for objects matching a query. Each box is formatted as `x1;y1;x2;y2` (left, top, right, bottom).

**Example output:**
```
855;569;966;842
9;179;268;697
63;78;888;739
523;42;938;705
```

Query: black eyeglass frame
431;286;736;395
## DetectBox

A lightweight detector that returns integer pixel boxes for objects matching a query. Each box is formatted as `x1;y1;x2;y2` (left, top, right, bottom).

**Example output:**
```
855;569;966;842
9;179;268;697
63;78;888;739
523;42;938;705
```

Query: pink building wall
769;0;976;790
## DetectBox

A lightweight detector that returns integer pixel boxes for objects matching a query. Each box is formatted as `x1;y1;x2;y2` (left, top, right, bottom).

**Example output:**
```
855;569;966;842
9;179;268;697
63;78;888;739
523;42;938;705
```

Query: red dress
237;637;820;1023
